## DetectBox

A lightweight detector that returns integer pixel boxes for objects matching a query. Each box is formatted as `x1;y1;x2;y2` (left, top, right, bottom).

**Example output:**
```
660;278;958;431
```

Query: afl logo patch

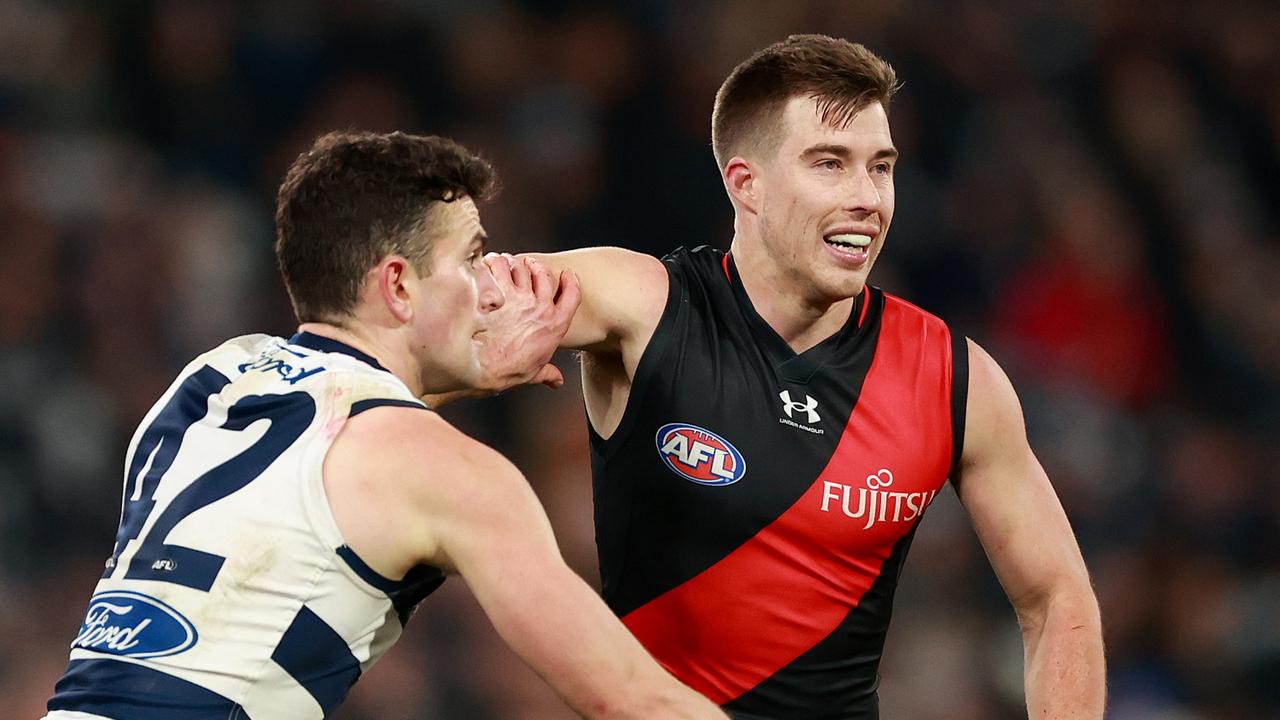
655;423;746;486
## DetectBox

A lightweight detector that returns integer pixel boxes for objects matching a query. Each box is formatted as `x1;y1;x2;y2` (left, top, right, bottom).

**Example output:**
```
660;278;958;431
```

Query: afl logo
655;423;746;486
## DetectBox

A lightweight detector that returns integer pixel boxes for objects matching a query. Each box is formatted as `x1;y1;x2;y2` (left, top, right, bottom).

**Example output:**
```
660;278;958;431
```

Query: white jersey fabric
46;332;443;720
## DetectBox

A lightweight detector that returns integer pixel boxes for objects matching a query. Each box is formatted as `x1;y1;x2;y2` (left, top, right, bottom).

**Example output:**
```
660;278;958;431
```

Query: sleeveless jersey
46;332;443;720
590;247;968;719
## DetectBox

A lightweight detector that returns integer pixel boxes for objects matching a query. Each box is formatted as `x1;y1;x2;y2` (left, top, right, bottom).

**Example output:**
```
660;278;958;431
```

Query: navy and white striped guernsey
46;332;443;720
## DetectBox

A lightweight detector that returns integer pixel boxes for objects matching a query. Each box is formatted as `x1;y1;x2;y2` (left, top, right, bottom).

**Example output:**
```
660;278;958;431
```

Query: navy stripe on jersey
349;398;428;417
124;391;317;592
104;365;232;579
390;565;447;625
289;331;390;373
336;544;403;592
271;606;361;715
722;526;922;719
335;546;446;624
49;659;245;719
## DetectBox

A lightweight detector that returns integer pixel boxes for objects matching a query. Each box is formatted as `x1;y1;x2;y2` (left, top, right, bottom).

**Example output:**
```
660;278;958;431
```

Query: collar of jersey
289;331;391;374
722;252;866;368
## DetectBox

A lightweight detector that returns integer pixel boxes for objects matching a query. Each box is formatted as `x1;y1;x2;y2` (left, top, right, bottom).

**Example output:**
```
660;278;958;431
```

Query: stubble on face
411;197;488;392
752;97;896;307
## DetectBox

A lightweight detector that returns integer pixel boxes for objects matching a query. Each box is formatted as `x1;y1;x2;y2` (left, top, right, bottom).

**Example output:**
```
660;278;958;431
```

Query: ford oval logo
655;423;746;486
71;590;198;659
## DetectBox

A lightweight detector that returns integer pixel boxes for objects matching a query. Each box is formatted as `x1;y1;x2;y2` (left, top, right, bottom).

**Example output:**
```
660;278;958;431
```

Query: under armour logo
779;390;820;424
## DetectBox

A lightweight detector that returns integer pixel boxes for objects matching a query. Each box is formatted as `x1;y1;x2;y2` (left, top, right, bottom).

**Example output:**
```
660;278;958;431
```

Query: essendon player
510;35;1105;718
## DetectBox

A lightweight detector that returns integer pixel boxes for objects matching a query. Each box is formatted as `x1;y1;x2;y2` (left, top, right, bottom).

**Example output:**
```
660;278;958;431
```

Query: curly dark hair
712;35;900;168
274;130;497;323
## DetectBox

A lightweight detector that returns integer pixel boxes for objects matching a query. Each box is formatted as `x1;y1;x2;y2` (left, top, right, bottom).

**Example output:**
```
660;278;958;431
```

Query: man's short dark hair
711;35;900;168
275;131;497;323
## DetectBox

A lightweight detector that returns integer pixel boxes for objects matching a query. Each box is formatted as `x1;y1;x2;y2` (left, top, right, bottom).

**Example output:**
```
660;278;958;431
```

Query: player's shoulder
659;245;734;299
149;334;282;398
327;402;527;542
878;287;949;327
183;333;278;369
544;245;668;309
550;245;665;276
336;401;440;452
335;402;504;477
878;287;970;348
661;244;723;270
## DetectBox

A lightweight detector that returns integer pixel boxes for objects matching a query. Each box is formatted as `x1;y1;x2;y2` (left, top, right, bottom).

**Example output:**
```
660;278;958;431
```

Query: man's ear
375;255;415;323
724;156;760;215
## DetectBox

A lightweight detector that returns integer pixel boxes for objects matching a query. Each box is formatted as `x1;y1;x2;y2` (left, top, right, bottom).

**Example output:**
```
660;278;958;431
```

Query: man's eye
818;159;841;171
873;162;892;175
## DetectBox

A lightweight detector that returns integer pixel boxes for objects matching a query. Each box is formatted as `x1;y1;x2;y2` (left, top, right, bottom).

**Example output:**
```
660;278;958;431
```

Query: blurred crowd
2;1;1278;718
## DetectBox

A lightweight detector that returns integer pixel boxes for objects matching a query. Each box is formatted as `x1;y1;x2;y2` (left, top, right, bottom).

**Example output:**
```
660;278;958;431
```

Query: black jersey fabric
589;246;968;718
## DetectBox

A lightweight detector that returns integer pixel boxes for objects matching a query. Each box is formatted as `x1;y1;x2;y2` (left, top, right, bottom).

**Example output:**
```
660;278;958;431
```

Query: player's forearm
1019;587;1105;719
575;663;726;720
528;585;726;719
472;562;725;719
521;248;668;356
603;678;728;720
522;251;614;352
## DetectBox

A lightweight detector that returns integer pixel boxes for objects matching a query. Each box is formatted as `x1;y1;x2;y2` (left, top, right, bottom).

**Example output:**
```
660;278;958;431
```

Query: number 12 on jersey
103;365;316;592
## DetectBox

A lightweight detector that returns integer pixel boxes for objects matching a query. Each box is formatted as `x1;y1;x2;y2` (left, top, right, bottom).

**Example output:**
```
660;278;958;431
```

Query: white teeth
824;235;875;252
827;233;872;247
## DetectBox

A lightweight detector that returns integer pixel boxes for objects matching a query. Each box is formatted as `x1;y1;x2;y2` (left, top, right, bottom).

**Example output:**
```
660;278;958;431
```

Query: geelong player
45;132;727;720
520;36;1106;718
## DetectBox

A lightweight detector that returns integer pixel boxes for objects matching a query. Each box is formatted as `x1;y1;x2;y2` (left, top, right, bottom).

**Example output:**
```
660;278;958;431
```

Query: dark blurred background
2;1;1278;718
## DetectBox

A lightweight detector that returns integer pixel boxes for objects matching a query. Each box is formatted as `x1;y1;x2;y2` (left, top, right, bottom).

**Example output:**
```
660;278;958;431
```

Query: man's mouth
824;233;873;255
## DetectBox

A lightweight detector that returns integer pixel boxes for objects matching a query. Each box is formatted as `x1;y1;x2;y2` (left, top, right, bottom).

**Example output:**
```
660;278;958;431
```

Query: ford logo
72;590;198;659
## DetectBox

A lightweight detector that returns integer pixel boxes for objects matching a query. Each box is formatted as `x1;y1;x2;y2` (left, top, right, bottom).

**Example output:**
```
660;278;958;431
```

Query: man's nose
845;169;882;213
478;269;504;312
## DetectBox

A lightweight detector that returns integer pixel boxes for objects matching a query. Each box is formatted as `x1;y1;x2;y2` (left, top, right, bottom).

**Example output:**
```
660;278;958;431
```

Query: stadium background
2;1;1277;718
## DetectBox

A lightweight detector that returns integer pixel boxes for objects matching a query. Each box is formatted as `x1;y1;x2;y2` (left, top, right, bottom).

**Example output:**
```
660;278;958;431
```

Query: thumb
553;269;583;322
533;363;565;389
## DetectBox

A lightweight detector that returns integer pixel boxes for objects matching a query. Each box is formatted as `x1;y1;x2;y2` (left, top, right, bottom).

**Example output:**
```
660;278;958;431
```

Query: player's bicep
325;408;552;579
420;442;560;575
954;340;1090;610
523;247;668;354
324;406;459;579
411;435;679;715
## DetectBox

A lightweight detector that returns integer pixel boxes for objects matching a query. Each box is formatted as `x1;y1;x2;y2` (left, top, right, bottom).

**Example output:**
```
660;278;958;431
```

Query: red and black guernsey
589;246;968;719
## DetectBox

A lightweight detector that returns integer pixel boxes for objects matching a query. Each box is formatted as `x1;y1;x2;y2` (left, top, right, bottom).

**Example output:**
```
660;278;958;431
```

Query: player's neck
295;321;425;396
730;246;855;355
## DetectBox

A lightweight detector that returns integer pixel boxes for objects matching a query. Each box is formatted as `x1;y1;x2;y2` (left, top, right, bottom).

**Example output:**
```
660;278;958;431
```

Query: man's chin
815;269;869;303
416;363;481;396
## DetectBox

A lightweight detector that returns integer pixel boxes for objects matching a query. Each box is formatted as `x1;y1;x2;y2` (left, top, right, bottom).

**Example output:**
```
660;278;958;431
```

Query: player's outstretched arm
520;248;669;358
954;340;1105;719
324;407;727;719
518;248;669;439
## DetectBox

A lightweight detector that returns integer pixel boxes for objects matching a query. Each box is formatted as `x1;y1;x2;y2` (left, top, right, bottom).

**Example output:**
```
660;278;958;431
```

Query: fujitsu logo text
779;390;820;423
819;469;936;530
